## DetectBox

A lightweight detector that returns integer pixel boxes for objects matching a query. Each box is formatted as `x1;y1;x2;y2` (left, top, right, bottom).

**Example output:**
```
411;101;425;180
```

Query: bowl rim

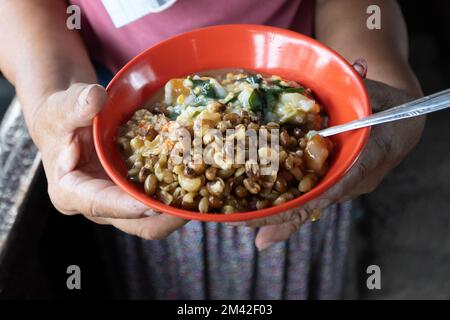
93;24;371;222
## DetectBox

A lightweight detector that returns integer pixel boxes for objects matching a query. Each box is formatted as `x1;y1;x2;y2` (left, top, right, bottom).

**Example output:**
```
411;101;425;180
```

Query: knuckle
278;210;296;224
246;217;267;227
88;203;101;217
289;218;303;233
372;131;391;160
357;161;369;180
300;209;310;222
88;194;101;217
89;190;111;218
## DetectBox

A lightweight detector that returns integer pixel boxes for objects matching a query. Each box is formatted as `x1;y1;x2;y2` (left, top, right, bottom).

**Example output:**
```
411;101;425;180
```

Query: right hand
30;83;187;240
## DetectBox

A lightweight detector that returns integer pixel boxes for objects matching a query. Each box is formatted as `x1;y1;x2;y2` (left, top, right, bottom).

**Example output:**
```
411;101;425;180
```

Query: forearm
0;0;96;135
316;0;425;162
315;0;422;98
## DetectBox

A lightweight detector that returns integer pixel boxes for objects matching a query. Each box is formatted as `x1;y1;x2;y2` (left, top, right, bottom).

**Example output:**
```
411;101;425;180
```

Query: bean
130;137;144;150
279;170;294;183
199;186;209;197
206;178;225;196
247;122;260;131
178;174;203;192
274;176;287;193
256;199;270;210
293;127;303;139
234;166;246;177
299;138;307;149
223;113;241;125
182;192;196;203
298;174;318;192
234;174;245;186
243;178;261;194
184;165;196;177
173;164;184;176
199;197;209;213
208;196;224;209
278;150;288;163
207;101;226;113
218;168;235;179
181;198;199;211
160;181;178;192
288;187;301;198
273;192;294;206
222;205;235;214
117;137;131;151
235;185;248;198
217;121;229;133
284;155;295;170
290;167;304;181
223;178;234;195
266;122;280;130
159;190;173;205
280;131;291;147
245;159;259;177
205;167;218;180
144;174;158;195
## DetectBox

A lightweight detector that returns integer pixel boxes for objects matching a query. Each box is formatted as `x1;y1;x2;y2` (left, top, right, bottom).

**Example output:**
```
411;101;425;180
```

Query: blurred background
0;1;448;299
344;0;450;299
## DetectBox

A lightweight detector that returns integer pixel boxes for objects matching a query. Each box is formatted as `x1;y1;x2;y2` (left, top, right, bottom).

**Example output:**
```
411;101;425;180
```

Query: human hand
234;78;425;250
30;83;187;239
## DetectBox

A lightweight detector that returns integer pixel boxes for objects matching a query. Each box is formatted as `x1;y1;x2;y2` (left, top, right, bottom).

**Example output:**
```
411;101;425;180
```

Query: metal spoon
307;88;450;138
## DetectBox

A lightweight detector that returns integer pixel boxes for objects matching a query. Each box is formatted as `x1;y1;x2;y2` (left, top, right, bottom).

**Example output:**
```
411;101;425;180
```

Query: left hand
233;78;425;250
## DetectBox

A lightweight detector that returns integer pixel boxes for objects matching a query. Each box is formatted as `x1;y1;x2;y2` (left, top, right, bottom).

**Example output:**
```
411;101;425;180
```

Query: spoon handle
316;88;450;137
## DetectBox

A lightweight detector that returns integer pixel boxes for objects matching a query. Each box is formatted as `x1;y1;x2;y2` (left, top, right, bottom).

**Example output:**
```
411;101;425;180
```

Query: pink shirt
70;0;313;73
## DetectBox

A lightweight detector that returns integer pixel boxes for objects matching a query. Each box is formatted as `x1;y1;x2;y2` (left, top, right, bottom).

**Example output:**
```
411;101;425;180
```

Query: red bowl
93;24;370;222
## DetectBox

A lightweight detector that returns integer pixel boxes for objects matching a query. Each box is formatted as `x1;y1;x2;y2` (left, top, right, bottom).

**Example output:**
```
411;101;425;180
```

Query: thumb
352;58;368;79
59;83;106;132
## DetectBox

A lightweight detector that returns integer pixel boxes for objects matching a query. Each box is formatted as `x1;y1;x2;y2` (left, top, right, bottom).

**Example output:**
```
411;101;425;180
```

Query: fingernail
257;241;275;251
78;85;95;107
77;84;103;107
352;58;368;78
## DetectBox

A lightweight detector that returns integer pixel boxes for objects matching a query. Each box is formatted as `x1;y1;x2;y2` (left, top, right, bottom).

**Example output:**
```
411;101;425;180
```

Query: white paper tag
101;0;177;28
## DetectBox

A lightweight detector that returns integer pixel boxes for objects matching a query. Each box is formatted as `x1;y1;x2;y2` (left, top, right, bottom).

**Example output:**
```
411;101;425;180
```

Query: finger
52;170;157;219
228;209;298;228
50;83;106;132
84;216;111;225
352;58;368;78
243;209;300;228
233;205;314;228
101;214;188;240
255;216;304;251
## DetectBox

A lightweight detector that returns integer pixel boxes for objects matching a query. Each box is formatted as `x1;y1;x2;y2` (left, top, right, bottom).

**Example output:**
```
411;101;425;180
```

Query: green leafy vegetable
223;94;237;104
191;110;202;118
270;79;284;87
264;89;279;111
241;75;262;85
192;79;217;99
248;89;265;114
284;87;306;94
169;111;180;120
